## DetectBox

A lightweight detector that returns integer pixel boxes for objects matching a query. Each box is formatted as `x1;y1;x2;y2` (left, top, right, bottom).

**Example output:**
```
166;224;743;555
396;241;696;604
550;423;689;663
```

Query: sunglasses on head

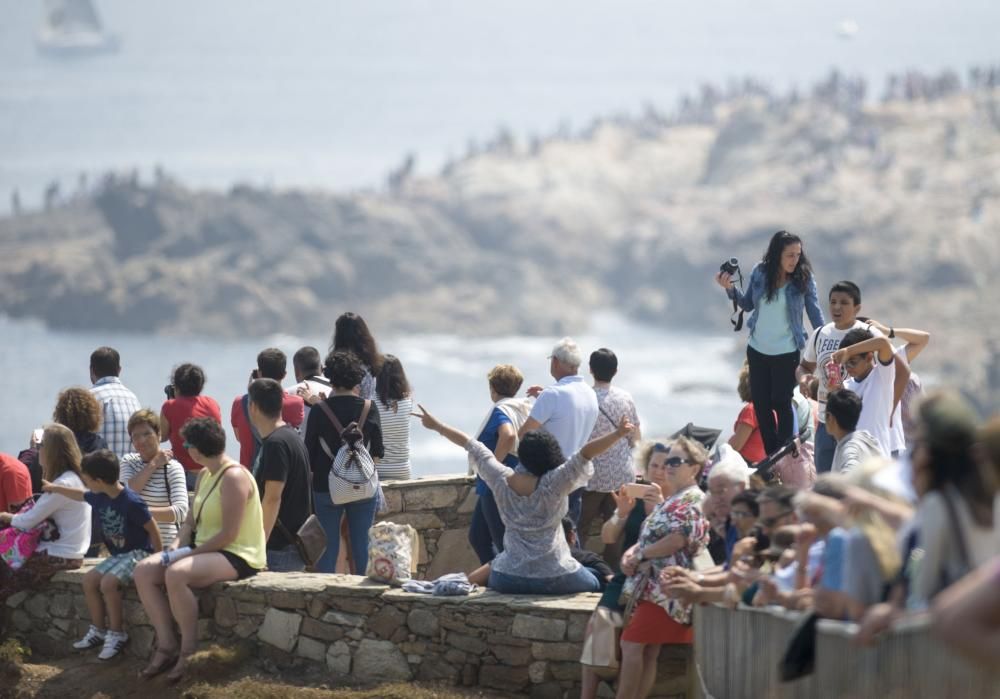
652;442;670;453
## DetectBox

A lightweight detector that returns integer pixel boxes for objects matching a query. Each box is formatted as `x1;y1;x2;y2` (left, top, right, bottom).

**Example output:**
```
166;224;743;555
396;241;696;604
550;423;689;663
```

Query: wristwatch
889;327;896;339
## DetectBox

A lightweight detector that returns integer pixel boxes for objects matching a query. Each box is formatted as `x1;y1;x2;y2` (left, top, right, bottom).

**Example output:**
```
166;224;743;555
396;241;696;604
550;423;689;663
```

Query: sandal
138;647;178;680
166;650;195;685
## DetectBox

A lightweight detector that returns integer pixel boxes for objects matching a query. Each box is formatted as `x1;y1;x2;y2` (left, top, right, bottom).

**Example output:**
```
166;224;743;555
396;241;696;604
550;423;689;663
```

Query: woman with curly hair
414;404;635;595
716;231;824;457
25;388;108;494
329;312;383;400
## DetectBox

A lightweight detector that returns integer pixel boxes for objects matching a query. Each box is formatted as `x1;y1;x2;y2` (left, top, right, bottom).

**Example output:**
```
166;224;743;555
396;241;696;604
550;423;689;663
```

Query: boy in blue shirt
43;449;162;660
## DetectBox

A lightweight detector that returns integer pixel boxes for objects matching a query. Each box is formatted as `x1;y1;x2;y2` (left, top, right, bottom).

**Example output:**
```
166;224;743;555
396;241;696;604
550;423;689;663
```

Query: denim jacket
726;262;824;350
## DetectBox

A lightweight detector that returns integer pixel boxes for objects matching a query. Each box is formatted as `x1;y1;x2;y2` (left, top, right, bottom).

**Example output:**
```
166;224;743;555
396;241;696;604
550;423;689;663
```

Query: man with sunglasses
831;328;909;459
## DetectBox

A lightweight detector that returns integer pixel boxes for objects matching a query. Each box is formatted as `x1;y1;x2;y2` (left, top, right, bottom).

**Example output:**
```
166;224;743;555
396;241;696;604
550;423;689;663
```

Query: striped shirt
119;453;189;547
90;377;142;459
376;396;412;480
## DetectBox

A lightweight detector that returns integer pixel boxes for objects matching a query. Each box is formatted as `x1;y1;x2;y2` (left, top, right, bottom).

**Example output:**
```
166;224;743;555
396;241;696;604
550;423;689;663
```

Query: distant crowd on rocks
1;231;998;694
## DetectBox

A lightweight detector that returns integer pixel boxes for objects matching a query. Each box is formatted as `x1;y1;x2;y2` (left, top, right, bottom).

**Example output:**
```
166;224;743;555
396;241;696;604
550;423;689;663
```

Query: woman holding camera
159;363;222;491
716;231;823;457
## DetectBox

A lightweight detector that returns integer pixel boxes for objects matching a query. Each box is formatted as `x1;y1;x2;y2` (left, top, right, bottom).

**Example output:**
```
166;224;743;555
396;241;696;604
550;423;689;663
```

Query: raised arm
832;336;895;365
868;320;931;363
580;416;636;461
411;404;472;449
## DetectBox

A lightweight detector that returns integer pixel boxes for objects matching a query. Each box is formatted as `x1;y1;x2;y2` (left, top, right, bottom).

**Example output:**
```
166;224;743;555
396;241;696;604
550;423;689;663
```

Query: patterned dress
622;484;709;625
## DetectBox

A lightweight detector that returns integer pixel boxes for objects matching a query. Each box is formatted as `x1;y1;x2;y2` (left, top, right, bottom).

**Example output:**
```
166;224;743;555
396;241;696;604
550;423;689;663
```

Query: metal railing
693;604;1000;699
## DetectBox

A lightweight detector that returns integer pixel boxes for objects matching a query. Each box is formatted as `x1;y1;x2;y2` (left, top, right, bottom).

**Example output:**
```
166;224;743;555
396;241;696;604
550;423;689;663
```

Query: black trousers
747;344;800;456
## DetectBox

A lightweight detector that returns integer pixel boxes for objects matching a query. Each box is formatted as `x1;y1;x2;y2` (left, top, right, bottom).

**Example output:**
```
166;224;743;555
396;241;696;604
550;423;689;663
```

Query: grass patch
182;679;491;699
0;637;29;679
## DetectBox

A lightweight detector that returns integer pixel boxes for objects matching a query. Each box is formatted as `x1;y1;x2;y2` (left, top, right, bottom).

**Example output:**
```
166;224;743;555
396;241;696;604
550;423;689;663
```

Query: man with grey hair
519;337;599;527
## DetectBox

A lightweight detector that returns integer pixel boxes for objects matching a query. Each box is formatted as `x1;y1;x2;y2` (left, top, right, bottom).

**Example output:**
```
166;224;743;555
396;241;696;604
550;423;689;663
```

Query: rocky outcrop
1;85;999;411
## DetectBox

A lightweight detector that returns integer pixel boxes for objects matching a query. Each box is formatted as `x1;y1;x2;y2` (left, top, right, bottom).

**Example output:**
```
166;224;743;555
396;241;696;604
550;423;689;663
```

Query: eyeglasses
664;457;690;469
760;510;794;528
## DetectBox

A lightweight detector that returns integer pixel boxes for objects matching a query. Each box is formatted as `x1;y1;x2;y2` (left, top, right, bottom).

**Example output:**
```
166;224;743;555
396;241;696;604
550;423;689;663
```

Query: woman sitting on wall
413;404;635;595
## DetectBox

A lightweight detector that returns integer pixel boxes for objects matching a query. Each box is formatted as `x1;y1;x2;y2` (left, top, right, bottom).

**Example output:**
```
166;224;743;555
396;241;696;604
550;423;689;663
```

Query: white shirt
11;471;91;559
290;376;333;425
844;357;895;459
803;321;881;421
528;375;598;459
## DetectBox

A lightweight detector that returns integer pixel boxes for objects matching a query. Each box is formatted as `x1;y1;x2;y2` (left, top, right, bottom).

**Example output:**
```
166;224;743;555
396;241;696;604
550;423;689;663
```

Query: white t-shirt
11;471;91;559
803;321;881;421
888;345;908;455
290;376;334;425
528;375;599;459
844;356;895;459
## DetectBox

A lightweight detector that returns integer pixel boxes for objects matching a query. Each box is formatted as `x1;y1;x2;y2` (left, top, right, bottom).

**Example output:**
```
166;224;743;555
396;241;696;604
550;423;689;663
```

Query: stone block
51;617;72;633
407;607;439;637
214;597;239;628
353;638;412;681
367;604;407;640
480;664;530;691
307;596;328;618
383;512;444;529
130;625;156;659
456;489;478;514
417;657;460;683
532;642;581;661
5;591;28;608
297;636;327;662
258;608;302;652
326;640;351;676
326;596;377;615
269;591;306;609
346;629;364;641
529;660;548;683
462;663;478;686
466;613;510;631
381;488;403;514
446;632;487;656
549;661;580;681
234;617;260;638
597;680;616;698
567;613;589;642
49;593;73;618
25;594;48;618
512;614;566;642
322;610;366;627
390;627;408;644
493;643;532;666
445;648;467;664
531;682;567;699
403;485;457;511
424;528;480;579
12;610;31;632
301;617;345;643
236;601;268;615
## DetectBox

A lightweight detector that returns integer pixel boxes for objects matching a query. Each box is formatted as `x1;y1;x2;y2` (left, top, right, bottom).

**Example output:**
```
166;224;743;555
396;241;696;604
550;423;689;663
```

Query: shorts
219;550;259;580
620;601;693;645
93;550;150;584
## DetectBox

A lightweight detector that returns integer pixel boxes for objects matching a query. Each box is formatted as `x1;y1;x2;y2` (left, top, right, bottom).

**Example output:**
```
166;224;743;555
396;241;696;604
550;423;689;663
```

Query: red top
230;392;305;467
161;395;223;472
734;403;768;464
0;453;33;513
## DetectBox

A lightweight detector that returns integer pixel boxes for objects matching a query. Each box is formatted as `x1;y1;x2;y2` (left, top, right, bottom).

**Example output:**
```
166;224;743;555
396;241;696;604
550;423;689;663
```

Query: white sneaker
73;625;106;650
98;630;128;660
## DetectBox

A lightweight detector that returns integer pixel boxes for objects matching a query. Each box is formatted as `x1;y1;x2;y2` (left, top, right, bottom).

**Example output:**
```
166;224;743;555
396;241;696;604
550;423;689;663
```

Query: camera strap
730;270;745;332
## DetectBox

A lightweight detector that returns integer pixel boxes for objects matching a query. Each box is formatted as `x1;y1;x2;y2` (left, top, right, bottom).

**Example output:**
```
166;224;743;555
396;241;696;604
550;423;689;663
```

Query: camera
164;384;175;399
719;257;740;275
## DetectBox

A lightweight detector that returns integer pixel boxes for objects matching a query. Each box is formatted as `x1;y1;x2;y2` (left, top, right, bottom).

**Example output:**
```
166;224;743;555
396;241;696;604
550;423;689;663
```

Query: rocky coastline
2;73;999;412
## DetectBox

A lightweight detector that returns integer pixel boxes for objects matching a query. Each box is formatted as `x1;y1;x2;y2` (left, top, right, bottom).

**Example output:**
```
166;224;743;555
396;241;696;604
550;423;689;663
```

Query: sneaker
73;625;106;650
98;630;128;660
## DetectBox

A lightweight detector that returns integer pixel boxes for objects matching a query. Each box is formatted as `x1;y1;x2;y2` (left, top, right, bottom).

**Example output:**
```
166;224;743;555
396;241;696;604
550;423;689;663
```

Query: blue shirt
476;408;517;495
727;262;824;351
84;486;154;555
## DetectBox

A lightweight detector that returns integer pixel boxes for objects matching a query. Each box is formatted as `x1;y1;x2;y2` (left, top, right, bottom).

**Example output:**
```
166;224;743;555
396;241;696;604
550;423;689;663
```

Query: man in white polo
519;337;599;527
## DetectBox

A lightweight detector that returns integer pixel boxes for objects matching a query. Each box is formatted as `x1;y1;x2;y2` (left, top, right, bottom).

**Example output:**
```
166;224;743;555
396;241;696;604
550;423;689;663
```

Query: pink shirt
161;395;223;471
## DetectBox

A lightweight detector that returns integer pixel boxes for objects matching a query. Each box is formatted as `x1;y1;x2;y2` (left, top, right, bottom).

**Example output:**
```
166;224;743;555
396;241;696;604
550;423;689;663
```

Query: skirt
620;600;694;645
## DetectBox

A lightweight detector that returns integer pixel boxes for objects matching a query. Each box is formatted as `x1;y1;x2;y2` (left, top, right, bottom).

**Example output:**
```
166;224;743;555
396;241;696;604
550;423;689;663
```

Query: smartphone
623;483;653;498
32;428;44;445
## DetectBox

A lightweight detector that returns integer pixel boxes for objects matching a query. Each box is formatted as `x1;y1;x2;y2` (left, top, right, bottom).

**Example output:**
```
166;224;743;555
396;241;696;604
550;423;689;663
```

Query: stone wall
5;567;692;699
376;474;480;580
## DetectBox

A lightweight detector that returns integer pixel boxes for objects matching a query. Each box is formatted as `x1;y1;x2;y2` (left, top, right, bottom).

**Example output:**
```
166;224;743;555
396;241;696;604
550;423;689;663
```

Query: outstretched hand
411;404;442;433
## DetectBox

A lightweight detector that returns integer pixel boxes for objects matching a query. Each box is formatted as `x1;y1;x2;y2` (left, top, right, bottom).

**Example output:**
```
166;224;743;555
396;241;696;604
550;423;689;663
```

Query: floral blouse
623;484;709;625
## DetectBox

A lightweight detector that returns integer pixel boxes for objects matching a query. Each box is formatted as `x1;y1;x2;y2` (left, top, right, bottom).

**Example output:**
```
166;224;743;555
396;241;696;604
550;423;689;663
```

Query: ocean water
1;0;999;211
0;313;742;476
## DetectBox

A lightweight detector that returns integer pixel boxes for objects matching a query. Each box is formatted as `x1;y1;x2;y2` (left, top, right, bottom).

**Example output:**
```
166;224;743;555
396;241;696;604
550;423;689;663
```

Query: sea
0;1;997;471
0;313;743;476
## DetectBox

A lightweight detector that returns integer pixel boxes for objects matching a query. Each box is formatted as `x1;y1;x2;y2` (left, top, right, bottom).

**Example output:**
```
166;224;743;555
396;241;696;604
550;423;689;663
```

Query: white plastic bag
366;521;419;585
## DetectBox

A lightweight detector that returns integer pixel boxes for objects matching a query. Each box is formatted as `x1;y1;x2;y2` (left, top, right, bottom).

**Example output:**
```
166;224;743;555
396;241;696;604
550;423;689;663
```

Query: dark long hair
762;230;813;300
330;312;383;373
375;354;412;411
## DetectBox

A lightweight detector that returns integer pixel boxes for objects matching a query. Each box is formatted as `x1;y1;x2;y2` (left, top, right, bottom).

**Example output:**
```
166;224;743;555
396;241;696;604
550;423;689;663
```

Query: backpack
317;400;378;505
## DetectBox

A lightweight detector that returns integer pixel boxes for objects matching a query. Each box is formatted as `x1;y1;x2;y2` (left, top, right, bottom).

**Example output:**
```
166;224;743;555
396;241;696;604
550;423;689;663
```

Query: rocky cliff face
2;85;999;411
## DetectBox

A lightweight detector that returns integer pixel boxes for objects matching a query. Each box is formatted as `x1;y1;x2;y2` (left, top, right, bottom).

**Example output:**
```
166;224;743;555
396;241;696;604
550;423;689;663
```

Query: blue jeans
469;488;505;565
488;566;601;595
567;487;584;530
314;490;377;574
267;545;305;572
815;422;838;474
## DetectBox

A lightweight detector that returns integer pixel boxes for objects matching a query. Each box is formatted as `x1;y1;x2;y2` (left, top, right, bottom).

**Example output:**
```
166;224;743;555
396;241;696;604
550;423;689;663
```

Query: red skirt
620;601;693;645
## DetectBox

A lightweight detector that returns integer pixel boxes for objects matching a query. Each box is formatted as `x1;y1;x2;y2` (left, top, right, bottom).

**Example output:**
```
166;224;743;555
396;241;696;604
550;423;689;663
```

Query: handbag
779;611;819;681
0;499;54;571
579;606;623;679
620;563;653;628
275;514;327;572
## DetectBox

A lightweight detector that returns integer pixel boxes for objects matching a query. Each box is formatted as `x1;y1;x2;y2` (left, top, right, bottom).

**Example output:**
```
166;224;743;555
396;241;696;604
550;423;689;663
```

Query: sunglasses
652;442;670;453
664;457;690;469
760;510;794;528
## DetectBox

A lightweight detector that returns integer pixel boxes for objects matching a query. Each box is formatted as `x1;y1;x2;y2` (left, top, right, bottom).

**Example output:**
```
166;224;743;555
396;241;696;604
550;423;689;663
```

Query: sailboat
36;0;120;57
